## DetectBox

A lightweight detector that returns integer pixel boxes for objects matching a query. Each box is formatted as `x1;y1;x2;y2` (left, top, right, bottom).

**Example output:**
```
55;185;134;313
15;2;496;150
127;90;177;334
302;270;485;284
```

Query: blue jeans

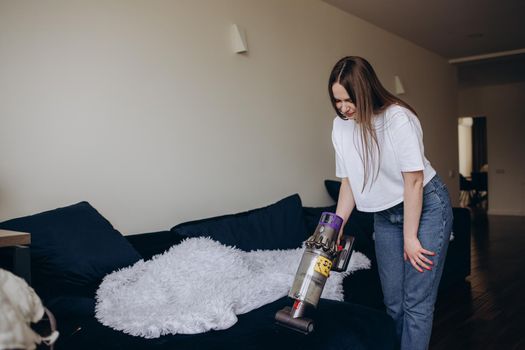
373;175;453;350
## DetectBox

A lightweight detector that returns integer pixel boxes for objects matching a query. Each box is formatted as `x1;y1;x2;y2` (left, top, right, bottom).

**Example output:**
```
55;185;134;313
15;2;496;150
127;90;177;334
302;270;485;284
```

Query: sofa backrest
171;194;307;251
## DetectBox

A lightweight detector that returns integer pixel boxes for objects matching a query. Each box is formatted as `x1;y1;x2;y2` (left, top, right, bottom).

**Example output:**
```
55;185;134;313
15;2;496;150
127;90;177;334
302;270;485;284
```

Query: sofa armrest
125;231;183;261
439;207;471;289
452;207;471;274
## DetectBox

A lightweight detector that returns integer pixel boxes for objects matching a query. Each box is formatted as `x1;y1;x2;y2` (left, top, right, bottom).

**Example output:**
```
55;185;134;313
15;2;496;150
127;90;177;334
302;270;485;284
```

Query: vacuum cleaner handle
332;235;354;272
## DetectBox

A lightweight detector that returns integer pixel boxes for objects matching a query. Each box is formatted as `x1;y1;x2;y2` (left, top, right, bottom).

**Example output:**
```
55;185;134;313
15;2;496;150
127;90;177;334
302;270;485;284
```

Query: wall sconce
394;75;405;95
231;24;248;54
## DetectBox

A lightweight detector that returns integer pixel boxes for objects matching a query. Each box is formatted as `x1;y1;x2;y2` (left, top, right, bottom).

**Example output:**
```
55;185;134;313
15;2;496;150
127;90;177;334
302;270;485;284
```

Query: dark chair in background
459;174;473;208
470;172;488;210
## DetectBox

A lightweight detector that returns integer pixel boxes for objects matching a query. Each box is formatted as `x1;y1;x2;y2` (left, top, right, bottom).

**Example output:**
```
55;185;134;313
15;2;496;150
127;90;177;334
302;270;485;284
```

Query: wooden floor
430;211;525;350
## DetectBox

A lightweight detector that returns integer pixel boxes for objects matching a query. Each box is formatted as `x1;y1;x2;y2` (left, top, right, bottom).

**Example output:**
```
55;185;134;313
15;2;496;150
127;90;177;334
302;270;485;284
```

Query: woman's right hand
336;229;344;246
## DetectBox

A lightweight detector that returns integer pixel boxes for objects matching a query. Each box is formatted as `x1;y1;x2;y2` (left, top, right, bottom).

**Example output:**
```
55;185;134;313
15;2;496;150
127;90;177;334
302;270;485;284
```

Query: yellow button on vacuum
314;256;332;277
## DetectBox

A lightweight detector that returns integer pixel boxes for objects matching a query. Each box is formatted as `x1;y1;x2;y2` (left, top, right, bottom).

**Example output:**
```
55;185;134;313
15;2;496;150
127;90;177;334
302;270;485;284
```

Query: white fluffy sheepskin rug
95;237;370;338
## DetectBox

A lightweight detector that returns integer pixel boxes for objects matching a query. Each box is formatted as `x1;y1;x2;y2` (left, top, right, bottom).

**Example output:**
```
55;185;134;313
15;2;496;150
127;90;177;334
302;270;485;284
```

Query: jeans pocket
422;186;443;215
423;184;438;201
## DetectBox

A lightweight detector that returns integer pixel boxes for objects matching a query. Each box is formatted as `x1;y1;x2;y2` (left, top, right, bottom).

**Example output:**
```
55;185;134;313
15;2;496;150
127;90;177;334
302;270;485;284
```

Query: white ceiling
323;0;525;60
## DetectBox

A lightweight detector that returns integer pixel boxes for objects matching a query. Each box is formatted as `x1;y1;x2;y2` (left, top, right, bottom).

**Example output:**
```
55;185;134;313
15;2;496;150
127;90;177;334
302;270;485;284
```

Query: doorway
458;116;488;210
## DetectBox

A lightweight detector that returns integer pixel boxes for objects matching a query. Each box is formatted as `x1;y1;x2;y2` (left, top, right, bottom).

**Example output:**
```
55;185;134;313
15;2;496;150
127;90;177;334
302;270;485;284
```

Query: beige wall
459;82;525;216
0;0;459;234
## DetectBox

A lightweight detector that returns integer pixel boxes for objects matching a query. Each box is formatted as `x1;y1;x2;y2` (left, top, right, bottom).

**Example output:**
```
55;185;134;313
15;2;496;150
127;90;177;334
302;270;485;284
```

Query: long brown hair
328;56;417;192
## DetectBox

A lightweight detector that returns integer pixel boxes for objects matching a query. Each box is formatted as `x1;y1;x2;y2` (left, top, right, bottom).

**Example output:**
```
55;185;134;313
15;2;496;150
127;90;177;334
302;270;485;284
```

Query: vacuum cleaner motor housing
275;212;354;334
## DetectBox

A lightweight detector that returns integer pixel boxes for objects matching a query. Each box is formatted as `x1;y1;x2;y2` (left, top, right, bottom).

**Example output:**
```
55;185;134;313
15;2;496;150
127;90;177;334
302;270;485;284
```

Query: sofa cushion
47;296;96;319
56;297;397;350
171;194;307;251
0;202;141;301
126;231;184;261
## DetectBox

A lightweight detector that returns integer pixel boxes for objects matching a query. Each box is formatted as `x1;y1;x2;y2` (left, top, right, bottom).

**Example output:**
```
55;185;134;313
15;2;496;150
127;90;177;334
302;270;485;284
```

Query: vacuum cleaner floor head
274;306;314;334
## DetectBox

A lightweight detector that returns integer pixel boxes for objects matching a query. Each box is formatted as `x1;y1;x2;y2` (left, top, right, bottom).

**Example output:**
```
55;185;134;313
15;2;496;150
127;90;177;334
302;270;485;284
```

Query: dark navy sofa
0;186;470;349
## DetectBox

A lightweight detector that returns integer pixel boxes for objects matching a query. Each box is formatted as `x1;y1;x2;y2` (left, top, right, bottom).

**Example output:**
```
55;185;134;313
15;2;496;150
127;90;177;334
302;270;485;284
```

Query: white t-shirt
331;104;436;212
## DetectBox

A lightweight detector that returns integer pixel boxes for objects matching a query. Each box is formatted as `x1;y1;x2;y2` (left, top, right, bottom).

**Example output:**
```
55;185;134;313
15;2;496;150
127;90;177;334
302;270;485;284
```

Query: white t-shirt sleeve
332;127;347;178
389;111;425;172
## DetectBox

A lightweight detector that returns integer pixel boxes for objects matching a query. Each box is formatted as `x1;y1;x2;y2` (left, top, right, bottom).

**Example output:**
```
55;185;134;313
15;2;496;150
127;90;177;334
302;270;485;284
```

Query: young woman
328;56;453;350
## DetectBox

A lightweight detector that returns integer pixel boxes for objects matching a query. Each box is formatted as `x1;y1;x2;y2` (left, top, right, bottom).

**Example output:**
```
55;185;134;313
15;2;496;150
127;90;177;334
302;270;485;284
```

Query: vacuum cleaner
275;212;354;334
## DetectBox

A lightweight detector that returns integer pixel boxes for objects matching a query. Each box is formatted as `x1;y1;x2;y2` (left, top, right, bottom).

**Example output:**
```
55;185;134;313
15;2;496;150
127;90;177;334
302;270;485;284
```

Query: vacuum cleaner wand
275;212;354;334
